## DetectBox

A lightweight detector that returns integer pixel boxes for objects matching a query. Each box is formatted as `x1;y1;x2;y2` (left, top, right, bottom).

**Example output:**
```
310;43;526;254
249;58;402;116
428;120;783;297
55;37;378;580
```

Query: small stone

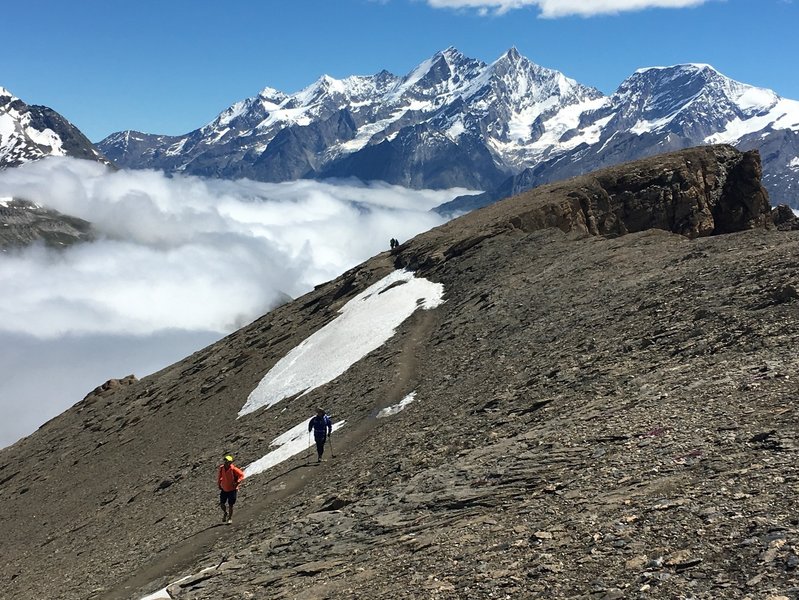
625;555;647;570
665;550;692;566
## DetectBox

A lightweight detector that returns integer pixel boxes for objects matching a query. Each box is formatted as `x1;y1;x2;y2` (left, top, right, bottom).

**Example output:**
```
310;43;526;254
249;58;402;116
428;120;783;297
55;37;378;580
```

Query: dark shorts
219;489;237;506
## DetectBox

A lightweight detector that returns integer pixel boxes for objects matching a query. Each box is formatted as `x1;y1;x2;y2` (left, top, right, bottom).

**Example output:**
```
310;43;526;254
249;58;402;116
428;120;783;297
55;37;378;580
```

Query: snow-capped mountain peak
94;48;799;208
621;63;776;112
482;47;597;102
634;62;714;76
1;86;109;169
389;46;484;104
607;62;793;140
258;86;289;107
444;48;604;166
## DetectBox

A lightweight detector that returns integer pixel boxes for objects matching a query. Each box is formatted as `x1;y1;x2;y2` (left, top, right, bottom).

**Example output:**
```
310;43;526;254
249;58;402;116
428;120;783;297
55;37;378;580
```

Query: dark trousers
315;435;326;458
219;489;237;506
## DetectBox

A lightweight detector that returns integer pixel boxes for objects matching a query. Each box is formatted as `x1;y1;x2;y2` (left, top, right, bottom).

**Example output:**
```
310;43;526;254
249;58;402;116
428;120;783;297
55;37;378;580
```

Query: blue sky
1;0;796;142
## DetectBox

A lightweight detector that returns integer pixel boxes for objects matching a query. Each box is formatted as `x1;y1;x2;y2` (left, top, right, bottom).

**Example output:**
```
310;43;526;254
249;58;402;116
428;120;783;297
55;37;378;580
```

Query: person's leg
227;490;237;524
315;436;325;461
220;491;228;522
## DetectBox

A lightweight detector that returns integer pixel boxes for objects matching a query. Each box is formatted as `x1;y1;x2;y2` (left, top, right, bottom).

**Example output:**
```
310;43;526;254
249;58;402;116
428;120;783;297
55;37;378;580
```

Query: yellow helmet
224;455;234;462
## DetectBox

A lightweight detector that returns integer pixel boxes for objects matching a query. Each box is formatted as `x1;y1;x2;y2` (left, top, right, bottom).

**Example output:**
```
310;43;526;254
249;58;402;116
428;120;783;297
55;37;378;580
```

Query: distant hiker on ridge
218;454;245;524
308;407;333;463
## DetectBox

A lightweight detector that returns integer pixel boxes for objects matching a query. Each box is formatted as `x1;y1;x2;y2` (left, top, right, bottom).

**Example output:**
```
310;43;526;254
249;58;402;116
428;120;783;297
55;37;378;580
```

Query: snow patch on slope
244;418;347;477
139;567;217;600
338;108;407;153
377;392;417;418
239;270;444;416
706;97;799;144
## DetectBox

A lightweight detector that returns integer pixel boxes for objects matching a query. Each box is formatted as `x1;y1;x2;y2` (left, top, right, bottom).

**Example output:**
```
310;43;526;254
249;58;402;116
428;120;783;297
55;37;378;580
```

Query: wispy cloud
426;0;711;17
0;157;472;447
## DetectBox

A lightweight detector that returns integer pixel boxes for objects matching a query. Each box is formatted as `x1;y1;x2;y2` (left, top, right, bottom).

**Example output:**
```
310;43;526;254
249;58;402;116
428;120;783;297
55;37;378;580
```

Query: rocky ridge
0;197;95;249
1;145;798;600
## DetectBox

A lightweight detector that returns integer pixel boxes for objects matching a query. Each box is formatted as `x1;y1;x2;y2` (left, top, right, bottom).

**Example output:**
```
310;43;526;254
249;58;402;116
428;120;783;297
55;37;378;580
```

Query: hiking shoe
226;519;232;525
222;514;228;523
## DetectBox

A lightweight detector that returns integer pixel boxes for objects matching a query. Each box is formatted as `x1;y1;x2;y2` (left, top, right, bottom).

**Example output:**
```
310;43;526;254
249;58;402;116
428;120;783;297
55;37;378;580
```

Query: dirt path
106;308;439;599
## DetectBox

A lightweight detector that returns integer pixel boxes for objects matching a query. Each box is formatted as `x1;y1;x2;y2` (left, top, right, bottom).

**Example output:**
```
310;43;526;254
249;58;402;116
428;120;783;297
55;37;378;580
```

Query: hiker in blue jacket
308;407;332;462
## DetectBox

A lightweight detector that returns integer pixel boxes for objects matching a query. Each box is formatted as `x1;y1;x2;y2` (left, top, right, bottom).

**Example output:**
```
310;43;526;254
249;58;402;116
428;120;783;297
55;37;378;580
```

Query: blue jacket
309;414;332;438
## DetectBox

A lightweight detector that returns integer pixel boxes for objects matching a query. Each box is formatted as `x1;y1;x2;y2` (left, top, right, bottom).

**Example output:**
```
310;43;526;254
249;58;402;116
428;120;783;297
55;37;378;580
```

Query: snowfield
239;269;444;417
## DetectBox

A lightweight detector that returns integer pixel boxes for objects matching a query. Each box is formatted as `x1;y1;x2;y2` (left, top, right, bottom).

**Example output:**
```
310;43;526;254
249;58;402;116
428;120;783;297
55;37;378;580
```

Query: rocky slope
97;49;799;208
0;197;95;249
1;146;798;600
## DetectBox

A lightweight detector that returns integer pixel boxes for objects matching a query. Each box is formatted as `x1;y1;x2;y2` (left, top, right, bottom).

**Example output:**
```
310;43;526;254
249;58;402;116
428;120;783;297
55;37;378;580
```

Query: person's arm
217;467;223;490
308;417;314;432
326;416;332;436
233;466;245;487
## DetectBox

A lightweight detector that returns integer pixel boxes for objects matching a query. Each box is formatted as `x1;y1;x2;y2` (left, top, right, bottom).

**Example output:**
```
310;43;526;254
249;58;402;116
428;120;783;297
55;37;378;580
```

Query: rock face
772;204;799;230
2;146;798;600
0;198;95;249
85;375;139;400
414;146;772;269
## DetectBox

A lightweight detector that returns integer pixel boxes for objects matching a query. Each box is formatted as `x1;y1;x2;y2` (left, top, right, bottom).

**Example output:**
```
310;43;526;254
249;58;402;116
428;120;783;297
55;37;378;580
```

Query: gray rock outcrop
0;198;95;249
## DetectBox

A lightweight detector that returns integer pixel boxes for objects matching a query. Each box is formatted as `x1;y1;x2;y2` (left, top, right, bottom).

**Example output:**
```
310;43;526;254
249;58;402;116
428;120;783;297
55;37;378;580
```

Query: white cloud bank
426;0;710;17
0;157;472;447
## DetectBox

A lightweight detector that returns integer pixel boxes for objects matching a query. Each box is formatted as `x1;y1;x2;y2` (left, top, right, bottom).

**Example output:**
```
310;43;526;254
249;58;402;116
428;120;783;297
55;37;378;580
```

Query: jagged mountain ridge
97;47;604;189
0;86;109;169
97;48;799;207
440;63;799;213
3;146;799;600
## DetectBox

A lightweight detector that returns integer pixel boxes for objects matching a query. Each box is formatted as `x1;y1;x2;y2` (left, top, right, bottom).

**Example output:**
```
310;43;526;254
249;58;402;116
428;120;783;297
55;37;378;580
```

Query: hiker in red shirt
218;454;245;524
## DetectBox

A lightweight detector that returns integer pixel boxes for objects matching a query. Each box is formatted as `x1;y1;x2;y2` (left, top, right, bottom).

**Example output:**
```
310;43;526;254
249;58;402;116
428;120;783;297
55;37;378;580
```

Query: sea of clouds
0;157;473;447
